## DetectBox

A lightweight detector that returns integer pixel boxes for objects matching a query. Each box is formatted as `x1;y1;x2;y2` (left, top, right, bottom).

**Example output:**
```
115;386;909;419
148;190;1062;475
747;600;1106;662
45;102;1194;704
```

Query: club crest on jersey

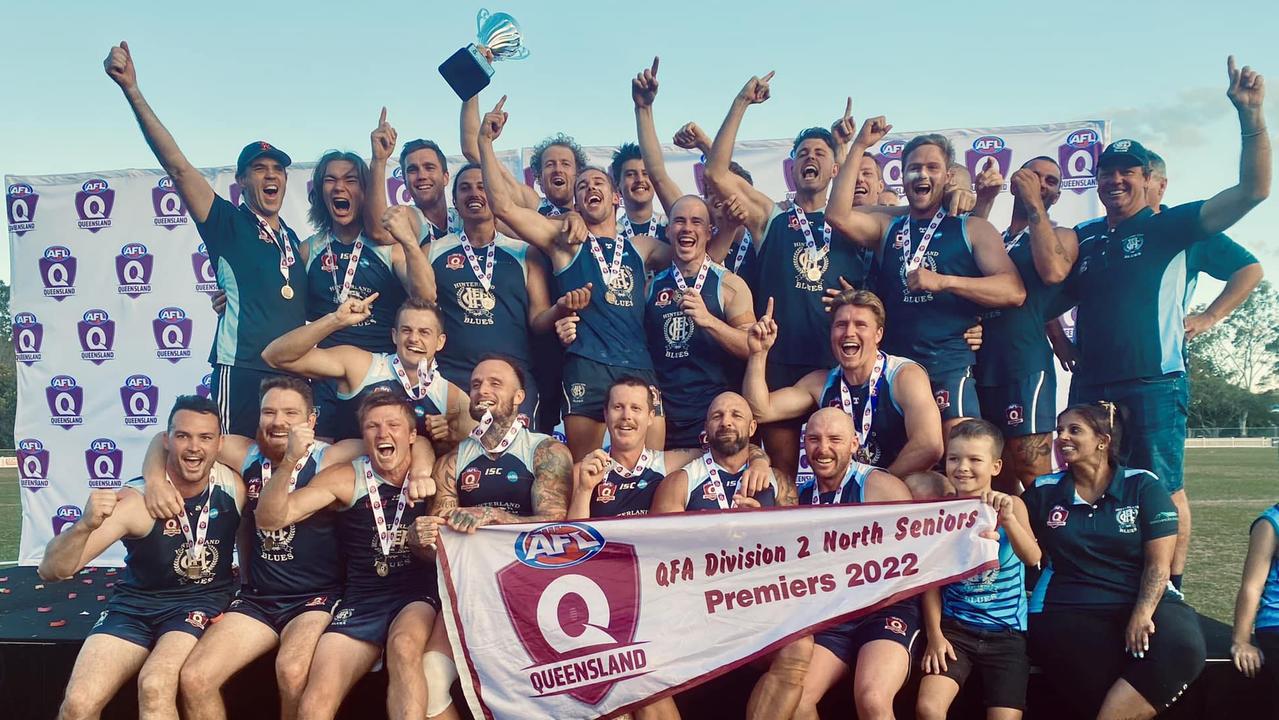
884;616;908;636
333;607;355;623
185;611;209;629
446;253;466;270
934;389;951;411
259;525;297;554
791;247;829;291
457;284;496;325
1047;505;1069;528
1006;404;1024;427
173;543;219;583
1115;505;1139;534
596;480;617;504
320;251;338;273
1121;234;1144;258
663;313;694;356
460;467;482;492
604;267;637;307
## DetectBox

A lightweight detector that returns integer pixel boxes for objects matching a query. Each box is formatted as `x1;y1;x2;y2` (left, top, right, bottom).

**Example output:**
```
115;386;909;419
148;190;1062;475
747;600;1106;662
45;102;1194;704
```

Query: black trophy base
439;44;495;101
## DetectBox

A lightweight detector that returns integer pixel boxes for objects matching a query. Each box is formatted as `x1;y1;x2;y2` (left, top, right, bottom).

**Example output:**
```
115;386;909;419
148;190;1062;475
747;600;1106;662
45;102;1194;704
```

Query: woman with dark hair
1024;402;1205;719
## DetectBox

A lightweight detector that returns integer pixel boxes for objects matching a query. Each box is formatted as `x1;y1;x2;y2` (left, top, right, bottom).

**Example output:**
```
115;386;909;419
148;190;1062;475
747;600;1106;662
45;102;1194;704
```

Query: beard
710;429;749;457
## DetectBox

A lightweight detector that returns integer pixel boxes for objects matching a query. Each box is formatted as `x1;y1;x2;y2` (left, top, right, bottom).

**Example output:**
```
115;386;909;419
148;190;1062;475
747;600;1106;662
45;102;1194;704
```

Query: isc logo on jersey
78;309;116;365
964;135;1012;184
1059;128;1101;194
75;178;115;232
152;176;188;229
116;243;154;298
86;438;124;489
40;246;77;301
154;307;193;362
6;183;39;235
14;312;43;365
18;438;51;491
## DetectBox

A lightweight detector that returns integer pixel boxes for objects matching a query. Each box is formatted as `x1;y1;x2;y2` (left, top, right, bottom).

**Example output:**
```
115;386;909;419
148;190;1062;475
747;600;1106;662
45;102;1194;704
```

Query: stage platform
0;566;1269;719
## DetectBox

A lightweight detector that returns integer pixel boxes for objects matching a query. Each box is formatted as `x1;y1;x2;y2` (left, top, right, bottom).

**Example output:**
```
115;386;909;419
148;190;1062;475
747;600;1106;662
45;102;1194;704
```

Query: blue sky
3;0;1275;306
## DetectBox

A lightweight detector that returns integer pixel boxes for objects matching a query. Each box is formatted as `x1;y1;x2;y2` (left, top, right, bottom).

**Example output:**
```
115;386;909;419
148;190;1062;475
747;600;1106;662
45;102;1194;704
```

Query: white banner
437;499;997;720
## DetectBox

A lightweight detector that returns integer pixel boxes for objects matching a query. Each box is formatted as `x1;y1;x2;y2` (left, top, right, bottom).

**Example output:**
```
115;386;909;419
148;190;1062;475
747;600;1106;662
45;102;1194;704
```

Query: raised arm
909;216;1026;308
365;107;400;246
651;470;690;514
476;97;567;256
704;73;777;242
828;118;896;247
261;294;377;383
104;41;214;222
385;206;437;301
632;57;684;215
1011;168;1078;284
39;489;149;581
885;363;944;478
461;95;541;209
742;300;821;422
256;426;347;531
567;449;611;520
1200;56;1270;235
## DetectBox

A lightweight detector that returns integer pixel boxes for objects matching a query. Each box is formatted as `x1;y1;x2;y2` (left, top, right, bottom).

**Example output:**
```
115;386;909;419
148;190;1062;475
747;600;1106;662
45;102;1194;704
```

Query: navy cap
236;141;292;176
1098;139;1152;169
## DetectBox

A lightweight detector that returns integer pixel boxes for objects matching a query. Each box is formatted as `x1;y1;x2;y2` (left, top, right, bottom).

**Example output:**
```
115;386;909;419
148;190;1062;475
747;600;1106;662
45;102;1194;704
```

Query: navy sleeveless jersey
816;356;916;468
876;214;983;375
455;428;551;516
619;214;667;244
943;526;1026;631
331;353;450;441
337;458;434;593
589;451;667;518
114;467;240;604
681;456;779;511
555;236;651;369
428;233;533;386
304;233;404;353
195;196;307;370
754;205;870;367
975;230;1061;386
645;263;738;429
797;461;872;505
415;207;462;246
241;442;342;597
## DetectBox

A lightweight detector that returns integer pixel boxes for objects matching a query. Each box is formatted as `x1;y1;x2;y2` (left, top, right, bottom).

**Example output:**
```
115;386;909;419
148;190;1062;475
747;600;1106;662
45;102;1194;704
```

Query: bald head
668;194;712;253
805;408;858;483
705;392;756;458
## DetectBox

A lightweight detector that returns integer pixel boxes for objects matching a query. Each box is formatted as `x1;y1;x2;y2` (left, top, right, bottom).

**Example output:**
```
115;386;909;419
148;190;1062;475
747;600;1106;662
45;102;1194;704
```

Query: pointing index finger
844;97;852;121
1228;55;1238;81
762;70;775;82
765;296;774;319
379;106;387;125
651;56;660;75
494;94;507;113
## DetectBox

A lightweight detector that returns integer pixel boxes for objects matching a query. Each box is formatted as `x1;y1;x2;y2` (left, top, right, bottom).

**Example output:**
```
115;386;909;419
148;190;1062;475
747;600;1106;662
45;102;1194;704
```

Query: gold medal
605;290;617;304
185;559;204;579
262;537;276;552
281;284;294;300
806;264;823;282
375;558;389;577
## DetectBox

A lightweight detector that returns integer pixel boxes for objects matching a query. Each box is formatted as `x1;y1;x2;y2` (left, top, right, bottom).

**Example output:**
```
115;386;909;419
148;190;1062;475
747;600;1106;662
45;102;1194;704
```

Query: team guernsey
429;233;534;387
1066;202;1211;385
331;353;450;441
797;460;872;505
682;455;778;511
303;232;404;353
975;229;1063;436
455;427;551;516
195;195;307;370
755;204;870;371
1251;505;1279;632
618;213;667;244
943;526;1027;631
237;443;341;607
589;450;668;518
816;356;915;468
876;213;983;377
555;236;651;369
416;206;462;245
645;262;738;447
90;466;241;647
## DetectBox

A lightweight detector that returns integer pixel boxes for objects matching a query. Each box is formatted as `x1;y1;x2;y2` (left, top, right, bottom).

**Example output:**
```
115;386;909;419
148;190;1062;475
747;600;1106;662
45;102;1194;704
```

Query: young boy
917;419;1041;720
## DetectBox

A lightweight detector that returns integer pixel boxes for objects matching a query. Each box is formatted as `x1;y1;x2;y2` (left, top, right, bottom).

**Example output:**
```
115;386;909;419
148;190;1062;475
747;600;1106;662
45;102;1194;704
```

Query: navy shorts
211;363;295;437
977;369;1056;438
815;599;921;666
89;595;229;649
664;411;706;450
325;587;440;648
1069;373;1188;493
227;591;339;634
562;355;657;422
935;617;1029;710
929;367;980;422
311;378;341;440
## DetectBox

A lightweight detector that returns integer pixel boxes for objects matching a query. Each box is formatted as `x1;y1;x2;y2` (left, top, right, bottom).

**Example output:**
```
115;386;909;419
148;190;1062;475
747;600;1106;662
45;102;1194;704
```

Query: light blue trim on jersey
885;355;913;415
1157;250;1188;375
430;233;531;273
959;215;973;254
214;256;240;365
337;353;450;413
1033;471;1064;488
1255;505;1279;630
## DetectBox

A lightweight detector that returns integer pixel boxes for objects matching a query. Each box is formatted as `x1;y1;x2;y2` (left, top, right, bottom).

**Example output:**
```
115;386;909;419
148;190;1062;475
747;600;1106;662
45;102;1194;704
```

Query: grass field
0;449;1274;624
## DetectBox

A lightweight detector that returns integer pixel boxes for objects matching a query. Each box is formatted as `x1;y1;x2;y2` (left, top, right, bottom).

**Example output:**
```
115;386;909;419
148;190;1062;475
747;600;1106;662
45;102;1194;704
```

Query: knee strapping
423;650;458;716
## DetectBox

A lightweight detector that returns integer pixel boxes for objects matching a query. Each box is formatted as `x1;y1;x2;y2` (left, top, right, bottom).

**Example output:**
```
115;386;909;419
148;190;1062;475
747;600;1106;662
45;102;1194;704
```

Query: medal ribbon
391;355;435;401
809;464;858;506
792;205;832;264
588;234;626;290
326;234;365;304
470;410;525;455
702;450;733;510
168;472;213;570
361;457;409;561
900;208;947;272
730;229;753;273
671;258;711;300
539;199;564;217
610;448;652;479
1003;228;1028;253
840;352;887;450
459;232;497;292
260;449;310;494
242;203;296;291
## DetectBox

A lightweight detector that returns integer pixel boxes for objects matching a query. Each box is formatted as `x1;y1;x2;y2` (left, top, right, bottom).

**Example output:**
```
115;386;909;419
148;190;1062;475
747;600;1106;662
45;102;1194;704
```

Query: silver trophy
439;8;530;101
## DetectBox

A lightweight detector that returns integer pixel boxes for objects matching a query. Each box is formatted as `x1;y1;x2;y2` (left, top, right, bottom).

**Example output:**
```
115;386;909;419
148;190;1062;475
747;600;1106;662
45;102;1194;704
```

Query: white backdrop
7;120;1105;565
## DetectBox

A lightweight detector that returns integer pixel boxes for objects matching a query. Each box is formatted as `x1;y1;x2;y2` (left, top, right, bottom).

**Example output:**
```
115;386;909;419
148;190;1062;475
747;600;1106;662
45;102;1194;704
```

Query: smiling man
611;142;667;242
104;41;307;437
365;108;459;246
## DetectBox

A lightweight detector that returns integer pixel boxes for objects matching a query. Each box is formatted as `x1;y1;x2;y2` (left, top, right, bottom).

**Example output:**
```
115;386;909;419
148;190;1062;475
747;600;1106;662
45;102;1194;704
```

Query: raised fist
83;490;119;530
1227;55;1265;114
104;41;137;90
285;424;315;461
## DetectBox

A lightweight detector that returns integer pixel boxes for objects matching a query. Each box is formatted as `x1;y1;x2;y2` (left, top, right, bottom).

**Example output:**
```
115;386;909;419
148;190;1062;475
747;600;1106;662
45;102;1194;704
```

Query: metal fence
1187;428;1279;439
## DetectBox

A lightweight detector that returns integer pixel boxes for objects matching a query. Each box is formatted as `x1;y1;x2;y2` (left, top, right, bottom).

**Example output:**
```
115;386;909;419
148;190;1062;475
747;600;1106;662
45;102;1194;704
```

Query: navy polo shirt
195;196;307;371
1024;466;1179;609
1065;201;1210;385
1185;232;1258;306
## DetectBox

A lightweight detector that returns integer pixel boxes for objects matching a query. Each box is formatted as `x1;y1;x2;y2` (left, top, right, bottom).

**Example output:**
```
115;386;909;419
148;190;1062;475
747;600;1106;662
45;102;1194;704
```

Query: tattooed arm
773;468;799;507
443;439;572;532
429;451;459;517
1125;534;1175;657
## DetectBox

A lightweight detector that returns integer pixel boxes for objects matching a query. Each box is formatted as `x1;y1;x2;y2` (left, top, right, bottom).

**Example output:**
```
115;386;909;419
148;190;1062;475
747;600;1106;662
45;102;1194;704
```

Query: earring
1098;444;1106;450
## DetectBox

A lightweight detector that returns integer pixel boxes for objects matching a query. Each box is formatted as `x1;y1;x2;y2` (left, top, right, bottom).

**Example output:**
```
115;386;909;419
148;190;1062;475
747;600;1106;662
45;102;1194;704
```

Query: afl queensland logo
75;178;115;232
18;438;51;491
1047;504;1069;529
152;176;188;228
6;182;38;235
154;307;193;362
965;135;1012;182
514;523;607;570
876;139;906;192
1059;128;1101;194
77;309;116;364
387;166;414;207
52;505;83;535
39;246;77;301
191;242;219;294
121;374;160;429
47;376;84;428
14;312;43;365
85;438;124;489
116;243;154;298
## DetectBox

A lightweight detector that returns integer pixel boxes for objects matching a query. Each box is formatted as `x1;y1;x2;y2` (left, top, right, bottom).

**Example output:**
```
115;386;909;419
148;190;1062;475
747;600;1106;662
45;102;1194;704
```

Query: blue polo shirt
195;196;307;371
1024;466;1179;609
1183;228;1258;307
1066;202;1211;385
1251;505;1279;631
